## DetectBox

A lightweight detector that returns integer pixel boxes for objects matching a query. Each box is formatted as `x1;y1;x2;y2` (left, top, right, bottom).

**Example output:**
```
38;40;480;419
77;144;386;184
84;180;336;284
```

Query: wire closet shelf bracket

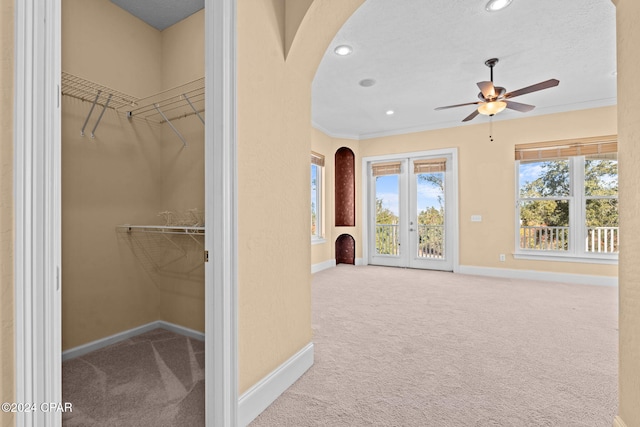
61;72;205;146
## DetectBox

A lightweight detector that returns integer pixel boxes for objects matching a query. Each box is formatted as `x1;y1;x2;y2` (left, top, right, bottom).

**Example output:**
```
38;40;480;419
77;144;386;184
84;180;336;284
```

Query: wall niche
335;147;355;227
335;234;355;265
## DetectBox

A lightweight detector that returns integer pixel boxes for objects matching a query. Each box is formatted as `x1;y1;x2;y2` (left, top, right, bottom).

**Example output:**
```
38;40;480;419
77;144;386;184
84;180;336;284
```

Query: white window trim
514;156;618;264
311;162;324;241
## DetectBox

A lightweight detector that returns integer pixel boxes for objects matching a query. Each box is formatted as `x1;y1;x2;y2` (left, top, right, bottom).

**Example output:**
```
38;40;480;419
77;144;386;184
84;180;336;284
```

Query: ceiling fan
435;58;559;122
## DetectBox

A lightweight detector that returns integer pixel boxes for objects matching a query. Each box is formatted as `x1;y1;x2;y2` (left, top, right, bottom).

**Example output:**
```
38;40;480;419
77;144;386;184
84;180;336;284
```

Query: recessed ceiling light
359;78;376;87
485;0;512;12
386;110;395;116
334;45;353;56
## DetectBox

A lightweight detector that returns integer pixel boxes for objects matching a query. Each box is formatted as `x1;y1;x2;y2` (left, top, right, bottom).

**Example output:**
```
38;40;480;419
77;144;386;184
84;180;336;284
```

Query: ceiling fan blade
435;101;481;111
505;100;536;112
462;109;480;122
477;81;496;99
504;79;560;99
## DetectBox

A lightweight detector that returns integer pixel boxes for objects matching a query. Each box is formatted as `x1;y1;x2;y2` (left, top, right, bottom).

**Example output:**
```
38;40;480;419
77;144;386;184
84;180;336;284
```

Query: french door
368;153;456;271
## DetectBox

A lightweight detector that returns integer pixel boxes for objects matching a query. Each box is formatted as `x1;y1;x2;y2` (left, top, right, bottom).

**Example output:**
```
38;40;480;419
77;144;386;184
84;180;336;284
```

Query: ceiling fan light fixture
485;0;513;12
478;101;507;116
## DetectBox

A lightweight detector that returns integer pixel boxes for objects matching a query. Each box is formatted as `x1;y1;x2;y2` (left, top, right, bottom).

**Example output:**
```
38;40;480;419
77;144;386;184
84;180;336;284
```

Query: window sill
513;251;618;265
311;237;326;245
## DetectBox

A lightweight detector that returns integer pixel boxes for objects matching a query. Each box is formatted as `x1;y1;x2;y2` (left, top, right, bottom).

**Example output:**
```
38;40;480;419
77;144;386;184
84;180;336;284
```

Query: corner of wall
0;0;15;421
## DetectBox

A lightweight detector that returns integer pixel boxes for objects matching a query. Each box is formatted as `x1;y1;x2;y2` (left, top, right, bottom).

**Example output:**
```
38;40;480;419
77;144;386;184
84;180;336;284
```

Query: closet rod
154;104;188;147
184;93;205;124
80;90;101;137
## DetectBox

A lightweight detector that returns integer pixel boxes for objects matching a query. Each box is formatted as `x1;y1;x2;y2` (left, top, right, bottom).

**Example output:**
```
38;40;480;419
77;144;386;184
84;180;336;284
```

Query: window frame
311;155;325;243
514;155;618;264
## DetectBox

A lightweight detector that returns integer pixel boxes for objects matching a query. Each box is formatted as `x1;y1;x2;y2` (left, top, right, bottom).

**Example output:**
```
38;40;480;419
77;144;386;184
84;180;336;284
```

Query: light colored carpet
251;265;618;427
62;328;205;426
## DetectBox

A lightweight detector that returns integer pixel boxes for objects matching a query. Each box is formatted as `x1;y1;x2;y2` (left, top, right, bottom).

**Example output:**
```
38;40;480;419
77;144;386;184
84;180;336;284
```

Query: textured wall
357;106;619;277
236;0;365;393
311;129;362;266
614;0;640;425
335;147;356;227
61;0;164;349
158;10;205;332
0;0;14;425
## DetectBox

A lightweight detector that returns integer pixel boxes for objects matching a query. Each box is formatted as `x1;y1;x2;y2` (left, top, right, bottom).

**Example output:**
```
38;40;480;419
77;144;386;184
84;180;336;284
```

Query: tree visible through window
517;147;618;256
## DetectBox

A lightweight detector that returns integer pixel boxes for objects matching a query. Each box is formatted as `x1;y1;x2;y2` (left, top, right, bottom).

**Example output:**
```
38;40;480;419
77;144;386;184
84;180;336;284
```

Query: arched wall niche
335;234;355;265
335;146;356;227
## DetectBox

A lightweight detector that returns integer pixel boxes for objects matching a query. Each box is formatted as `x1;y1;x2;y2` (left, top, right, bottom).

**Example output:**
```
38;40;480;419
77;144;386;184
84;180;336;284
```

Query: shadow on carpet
62;328;204;427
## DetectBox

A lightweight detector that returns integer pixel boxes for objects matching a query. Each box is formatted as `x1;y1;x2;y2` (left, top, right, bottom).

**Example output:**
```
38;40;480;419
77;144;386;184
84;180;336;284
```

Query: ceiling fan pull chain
489;117;494;142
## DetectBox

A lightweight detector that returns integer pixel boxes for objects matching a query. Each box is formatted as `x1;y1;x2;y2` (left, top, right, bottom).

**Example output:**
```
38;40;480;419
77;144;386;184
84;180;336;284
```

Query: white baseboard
613;416;628;427
62;320;205;361
238;342;314;427
355;257;365;266
312;259;336;274
458;265;618;287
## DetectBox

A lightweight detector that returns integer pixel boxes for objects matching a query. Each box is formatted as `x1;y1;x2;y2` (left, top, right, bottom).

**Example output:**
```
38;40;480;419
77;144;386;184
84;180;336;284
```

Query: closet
60;1;206;424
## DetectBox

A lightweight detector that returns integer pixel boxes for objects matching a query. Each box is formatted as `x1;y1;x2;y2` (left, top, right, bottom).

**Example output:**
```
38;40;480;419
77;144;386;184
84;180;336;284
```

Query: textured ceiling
110;0;203;31
312;0;617;140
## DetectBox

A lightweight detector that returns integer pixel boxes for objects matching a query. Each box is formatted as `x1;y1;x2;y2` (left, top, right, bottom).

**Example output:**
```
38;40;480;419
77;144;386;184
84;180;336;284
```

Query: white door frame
13;1;238;426
361;148;460;273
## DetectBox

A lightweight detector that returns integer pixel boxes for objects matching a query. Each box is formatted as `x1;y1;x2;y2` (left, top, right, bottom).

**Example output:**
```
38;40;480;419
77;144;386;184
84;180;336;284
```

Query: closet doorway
364;148;459;272
14;0;237;426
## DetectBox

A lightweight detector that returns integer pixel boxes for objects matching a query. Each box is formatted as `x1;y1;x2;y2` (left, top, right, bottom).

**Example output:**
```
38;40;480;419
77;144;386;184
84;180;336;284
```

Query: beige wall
62;1;206;348
158;10;205;332
61;0;164;349
361;106;619;276
615;0;640;425
0;0;13;425
313;106;619;278
311;128;362;265
236;0;364;393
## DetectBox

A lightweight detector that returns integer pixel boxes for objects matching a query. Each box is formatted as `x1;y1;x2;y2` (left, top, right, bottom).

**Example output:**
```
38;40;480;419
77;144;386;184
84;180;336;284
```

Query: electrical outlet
499;254;506;262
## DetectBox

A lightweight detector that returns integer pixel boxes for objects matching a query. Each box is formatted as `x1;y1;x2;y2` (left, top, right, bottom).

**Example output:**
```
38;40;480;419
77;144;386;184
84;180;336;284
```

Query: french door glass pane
416;172;445;259
375;174;400;255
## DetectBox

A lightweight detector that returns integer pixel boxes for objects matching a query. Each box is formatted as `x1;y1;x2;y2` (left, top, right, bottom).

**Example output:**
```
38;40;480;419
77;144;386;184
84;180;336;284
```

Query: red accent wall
335;234;355;265
335;147;355;226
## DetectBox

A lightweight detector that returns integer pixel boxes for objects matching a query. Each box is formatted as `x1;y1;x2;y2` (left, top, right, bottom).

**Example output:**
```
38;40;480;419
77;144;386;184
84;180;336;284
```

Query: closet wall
61;0;204;350
158;11;205;332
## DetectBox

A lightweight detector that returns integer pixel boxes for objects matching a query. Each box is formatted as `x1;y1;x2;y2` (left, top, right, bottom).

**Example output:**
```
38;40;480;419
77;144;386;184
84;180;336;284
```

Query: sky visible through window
376;174;442;216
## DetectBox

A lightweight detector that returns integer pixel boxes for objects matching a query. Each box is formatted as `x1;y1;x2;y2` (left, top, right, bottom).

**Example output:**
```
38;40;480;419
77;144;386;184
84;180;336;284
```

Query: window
311;152;325;241
515;136;618;261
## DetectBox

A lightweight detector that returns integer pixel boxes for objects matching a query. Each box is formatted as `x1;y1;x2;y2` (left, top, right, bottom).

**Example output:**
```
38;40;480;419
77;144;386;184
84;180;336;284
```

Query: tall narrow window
515;136;618;260
311;152;325;240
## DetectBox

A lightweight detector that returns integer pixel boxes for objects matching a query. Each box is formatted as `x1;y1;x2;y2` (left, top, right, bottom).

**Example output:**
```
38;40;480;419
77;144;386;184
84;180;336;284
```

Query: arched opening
335;234;356;265
335;147;356;227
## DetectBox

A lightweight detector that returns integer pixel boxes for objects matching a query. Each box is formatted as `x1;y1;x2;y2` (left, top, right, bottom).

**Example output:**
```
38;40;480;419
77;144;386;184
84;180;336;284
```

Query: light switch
471;215;482;222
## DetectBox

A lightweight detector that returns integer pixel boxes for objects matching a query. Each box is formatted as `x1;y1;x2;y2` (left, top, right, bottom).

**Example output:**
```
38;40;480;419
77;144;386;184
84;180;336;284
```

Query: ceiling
110;0;203;31
311;0;617;140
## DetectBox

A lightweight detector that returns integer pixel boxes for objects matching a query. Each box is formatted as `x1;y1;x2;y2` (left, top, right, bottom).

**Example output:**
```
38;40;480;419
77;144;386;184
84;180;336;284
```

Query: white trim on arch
361;148;460;273
14;1;238;426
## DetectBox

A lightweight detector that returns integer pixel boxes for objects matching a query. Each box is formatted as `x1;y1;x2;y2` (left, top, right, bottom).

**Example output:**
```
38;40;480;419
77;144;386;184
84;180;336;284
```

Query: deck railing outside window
520;226;619;254
375;224;445;258
376;224;399;255
417;224;444;258
586;227;619;253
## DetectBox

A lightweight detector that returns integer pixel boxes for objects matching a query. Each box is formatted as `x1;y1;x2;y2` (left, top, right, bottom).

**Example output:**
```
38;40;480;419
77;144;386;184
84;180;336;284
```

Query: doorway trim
361;148;460;273
13;1;238;426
